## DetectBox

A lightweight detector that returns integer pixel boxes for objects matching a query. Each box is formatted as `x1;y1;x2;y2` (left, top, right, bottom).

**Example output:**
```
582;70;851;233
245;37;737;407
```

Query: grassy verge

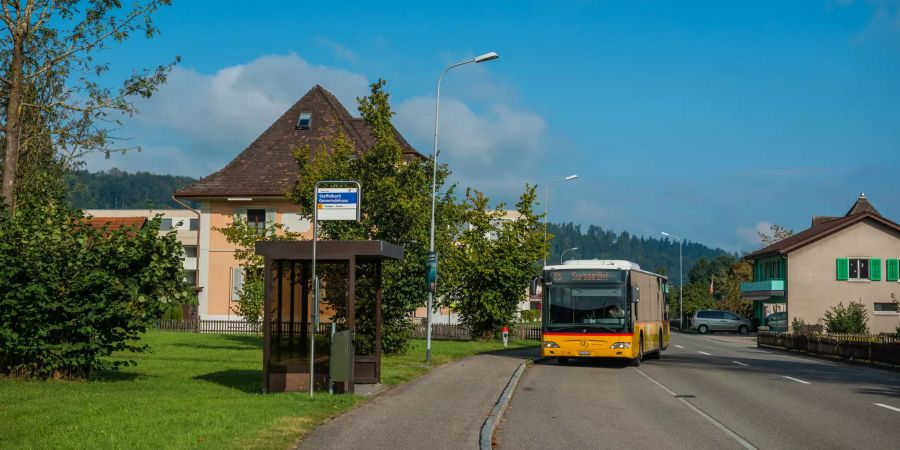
0;332;536;450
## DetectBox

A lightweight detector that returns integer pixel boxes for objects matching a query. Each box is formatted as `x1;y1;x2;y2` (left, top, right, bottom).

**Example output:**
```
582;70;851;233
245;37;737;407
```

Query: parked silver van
691;309;752;334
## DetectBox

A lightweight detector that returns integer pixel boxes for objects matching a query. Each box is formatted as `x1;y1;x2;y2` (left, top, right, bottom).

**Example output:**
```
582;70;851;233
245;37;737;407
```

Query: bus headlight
610;342;631;349
542;341;560;348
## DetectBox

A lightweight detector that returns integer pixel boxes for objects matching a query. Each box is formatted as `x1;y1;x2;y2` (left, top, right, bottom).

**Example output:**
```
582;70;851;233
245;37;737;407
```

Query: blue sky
87;0;900;252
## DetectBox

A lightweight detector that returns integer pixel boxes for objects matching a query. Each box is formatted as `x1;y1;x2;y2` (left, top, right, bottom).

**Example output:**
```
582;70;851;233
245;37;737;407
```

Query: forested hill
548;222;736;282
67;169;198;209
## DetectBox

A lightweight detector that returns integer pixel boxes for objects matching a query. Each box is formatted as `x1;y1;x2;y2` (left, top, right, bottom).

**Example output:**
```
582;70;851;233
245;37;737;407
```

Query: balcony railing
740;279;785;293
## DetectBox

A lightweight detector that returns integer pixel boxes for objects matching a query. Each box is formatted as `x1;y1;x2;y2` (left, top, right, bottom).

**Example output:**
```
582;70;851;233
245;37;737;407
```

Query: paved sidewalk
298;347;536;450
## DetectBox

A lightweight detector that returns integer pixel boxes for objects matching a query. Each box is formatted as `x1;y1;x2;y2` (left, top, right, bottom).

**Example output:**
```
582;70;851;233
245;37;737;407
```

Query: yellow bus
539;260;669;366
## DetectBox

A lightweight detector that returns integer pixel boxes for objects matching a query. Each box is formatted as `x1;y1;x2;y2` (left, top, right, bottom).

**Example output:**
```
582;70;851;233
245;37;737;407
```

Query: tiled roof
746;194;900;259
845;193;880;217
810;216;840;227
175;85;423;198
86;217;147;231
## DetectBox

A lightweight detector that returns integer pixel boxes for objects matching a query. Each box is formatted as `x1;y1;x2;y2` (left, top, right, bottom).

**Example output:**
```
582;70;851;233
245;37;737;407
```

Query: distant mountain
67;169;198;209
548;222;735;283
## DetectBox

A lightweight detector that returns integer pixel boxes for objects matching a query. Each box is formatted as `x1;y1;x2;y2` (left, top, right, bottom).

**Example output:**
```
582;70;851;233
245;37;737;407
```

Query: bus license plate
579;351;591;356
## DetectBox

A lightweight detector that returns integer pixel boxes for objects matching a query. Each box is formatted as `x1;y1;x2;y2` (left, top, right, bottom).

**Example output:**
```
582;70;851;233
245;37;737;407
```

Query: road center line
699;351;711;356
632;367;757;450
874;403;900;413
674;345;684;349
782;376;811;385
732;361;749;367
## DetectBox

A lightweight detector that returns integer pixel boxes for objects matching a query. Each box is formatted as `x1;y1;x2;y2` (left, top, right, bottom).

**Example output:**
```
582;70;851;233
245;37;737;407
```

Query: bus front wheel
632;335;644;366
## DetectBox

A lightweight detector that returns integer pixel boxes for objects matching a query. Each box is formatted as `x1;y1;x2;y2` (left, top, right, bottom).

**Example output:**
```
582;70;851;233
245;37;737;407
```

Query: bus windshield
546;284;628;332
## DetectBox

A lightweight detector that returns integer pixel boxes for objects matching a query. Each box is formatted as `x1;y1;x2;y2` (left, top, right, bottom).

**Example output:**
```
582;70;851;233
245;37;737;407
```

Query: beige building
174;85;422;320
741;194;900;334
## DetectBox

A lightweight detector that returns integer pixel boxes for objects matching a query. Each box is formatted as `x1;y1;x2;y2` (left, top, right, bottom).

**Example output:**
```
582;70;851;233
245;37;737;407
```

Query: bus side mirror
630;285;640;303
529;277;540;296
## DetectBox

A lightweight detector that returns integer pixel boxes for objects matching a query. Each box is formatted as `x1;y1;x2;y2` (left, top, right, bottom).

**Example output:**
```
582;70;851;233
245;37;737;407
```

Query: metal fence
758;332;900;367
155;319;542;341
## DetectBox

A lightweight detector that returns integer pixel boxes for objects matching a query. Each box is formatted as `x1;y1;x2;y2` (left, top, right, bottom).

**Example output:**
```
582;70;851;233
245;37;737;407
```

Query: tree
758;224;794;247
289;79;458;354
215;218;298;328
1;0;178;211
442;188;547;338
715;260;753;319
669;282;715;322
822;301;869;334
0;194;190;379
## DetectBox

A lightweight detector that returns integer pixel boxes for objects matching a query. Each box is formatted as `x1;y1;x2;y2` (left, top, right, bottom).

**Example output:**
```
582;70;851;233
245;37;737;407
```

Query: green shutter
870;258;882;281
887;259;899;282
836;258;849;281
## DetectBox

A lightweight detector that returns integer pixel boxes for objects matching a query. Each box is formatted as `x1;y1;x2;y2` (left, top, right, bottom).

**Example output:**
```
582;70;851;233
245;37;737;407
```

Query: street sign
316;187;359;221
426;251;438;292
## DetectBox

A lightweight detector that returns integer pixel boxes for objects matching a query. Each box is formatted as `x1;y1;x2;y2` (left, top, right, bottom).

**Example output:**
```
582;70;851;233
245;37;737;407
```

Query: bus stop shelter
255;240;403;393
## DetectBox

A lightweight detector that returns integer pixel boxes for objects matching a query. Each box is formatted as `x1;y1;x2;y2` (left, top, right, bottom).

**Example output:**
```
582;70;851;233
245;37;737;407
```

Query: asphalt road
496;333;900;449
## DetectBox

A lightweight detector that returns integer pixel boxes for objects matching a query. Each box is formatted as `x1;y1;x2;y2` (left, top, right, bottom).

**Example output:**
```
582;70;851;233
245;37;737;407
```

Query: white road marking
874;403;900;413
674;345;684;349
732;361;749;367
698;351;711;356
632;368;757;450
782;376;811;385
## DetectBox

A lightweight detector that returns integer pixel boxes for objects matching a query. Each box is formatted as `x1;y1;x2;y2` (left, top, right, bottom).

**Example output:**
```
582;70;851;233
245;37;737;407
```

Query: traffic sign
316;187;359;221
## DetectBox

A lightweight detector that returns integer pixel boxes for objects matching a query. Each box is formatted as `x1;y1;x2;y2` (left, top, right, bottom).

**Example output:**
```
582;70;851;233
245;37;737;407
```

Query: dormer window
297;112;312;130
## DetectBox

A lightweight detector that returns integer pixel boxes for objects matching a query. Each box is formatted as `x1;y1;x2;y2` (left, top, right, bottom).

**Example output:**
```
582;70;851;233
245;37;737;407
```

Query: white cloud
91;53;370;175
394;95;548;197
735;221;773;246
87;52;552;205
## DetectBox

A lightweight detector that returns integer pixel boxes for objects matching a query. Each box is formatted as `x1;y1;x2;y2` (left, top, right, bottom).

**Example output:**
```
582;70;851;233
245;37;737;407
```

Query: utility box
330;330;354;387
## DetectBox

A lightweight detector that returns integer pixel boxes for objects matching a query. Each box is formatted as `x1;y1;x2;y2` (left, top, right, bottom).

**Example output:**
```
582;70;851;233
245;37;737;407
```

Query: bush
822;301;869;334
0;199;190;379
790;317;806;334
518;310;541;324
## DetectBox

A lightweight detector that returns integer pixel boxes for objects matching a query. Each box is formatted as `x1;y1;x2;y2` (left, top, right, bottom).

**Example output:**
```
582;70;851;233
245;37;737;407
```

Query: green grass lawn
0;332;536;450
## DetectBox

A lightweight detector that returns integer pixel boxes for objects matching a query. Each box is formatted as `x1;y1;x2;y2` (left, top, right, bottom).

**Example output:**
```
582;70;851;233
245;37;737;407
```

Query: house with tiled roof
174;85;422;320
741;193;900;333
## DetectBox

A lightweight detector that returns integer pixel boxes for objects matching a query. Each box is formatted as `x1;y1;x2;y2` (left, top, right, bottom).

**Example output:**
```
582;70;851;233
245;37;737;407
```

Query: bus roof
544;259;668;280
546;259;640;271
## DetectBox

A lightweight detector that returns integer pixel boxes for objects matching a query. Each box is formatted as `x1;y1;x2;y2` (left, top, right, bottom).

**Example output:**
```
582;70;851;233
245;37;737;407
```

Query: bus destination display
548;269;625;284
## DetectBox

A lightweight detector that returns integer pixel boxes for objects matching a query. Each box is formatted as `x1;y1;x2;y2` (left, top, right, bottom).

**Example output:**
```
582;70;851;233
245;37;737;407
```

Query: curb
479;360;527;450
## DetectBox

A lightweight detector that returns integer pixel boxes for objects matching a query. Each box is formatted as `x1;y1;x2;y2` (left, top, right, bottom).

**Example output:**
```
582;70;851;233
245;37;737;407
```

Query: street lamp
560;247;579;264
543;174;579;268
426;51;500;364
661;232;683;331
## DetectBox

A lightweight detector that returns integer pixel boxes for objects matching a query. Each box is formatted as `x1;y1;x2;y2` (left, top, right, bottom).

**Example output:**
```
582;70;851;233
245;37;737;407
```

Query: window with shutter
846;258;869;280
247;208;266;234
887;259;899;282
836;258;849;281
869;258;882;281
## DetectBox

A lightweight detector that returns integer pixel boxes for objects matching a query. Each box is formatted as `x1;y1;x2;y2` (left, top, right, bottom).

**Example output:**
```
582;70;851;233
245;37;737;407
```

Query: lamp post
661;232;683;331
426;51;499;364
543;175;578;268
560;247;579;264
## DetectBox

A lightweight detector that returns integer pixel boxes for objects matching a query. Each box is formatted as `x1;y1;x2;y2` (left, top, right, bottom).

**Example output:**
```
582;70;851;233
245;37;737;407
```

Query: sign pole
310;180;361;397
